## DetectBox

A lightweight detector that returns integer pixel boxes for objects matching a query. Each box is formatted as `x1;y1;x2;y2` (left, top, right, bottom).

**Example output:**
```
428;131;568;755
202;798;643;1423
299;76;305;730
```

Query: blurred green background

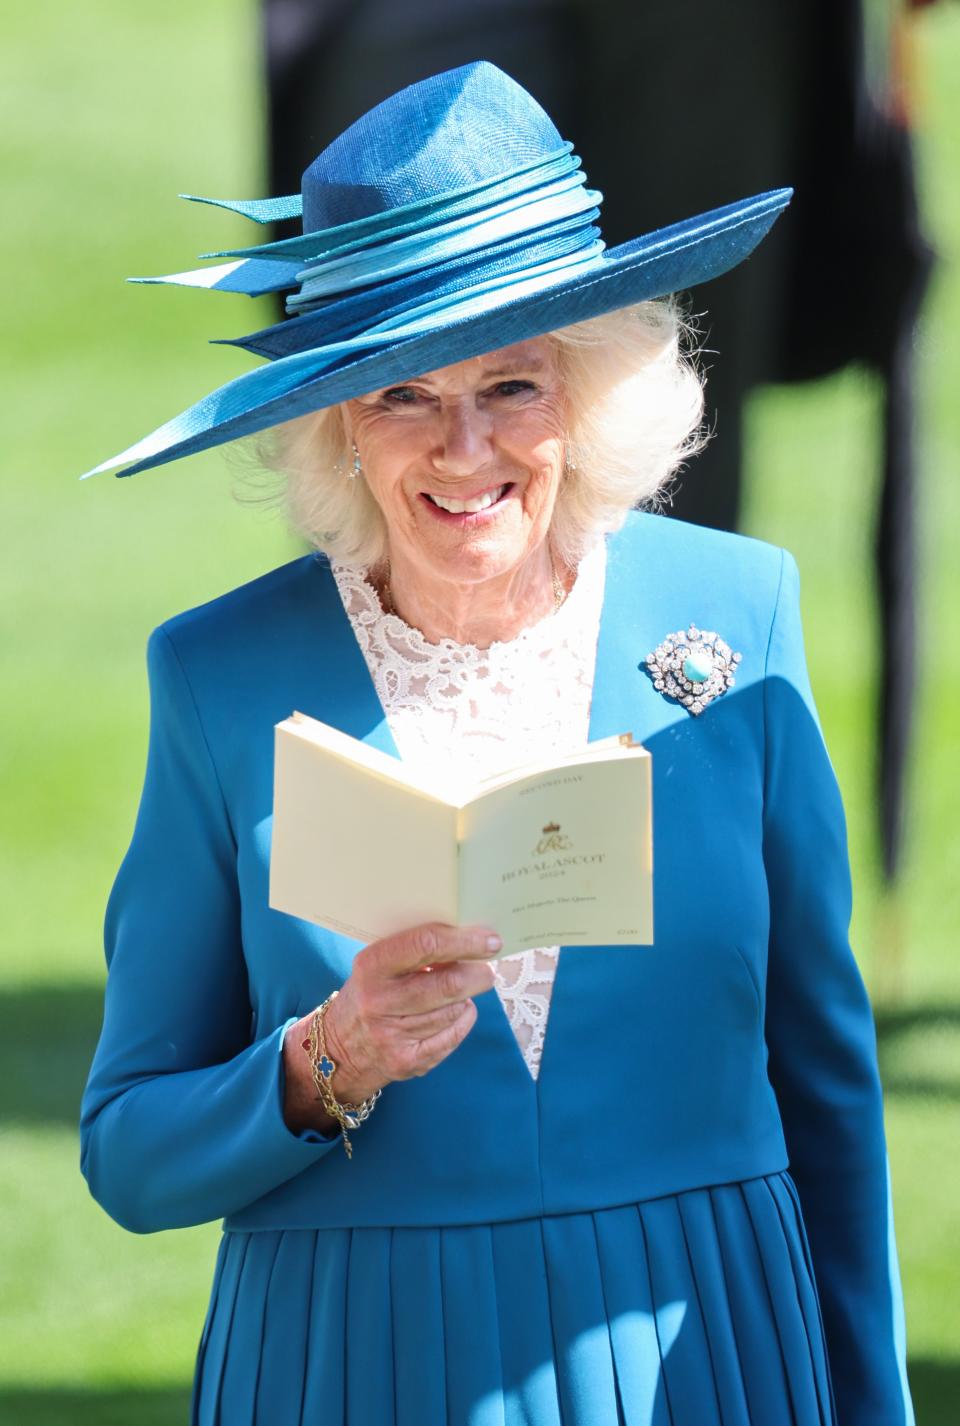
1;3;957;1422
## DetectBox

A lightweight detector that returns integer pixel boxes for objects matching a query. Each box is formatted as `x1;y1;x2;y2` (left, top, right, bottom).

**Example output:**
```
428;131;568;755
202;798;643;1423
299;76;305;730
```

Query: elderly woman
80;63;914;1426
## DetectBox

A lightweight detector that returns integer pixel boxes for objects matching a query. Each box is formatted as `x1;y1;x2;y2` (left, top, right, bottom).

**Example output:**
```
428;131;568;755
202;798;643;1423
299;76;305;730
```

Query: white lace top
332;540;607;1079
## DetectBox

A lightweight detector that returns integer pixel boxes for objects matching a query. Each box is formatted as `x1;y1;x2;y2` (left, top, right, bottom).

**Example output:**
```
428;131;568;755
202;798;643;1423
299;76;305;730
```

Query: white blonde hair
252;297;706;568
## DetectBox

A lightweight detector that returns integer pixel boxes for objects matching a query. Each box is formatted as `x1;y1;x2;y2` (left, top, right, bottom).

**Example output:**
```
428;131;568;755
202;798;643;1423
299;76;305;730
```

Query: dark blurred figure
262;0;934;879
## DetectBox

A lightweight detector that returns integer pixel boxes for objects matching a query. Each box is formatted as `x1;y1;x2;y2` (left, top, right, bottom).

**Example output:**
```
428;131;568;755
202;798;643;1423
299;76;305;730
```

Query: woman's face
345;337;567;585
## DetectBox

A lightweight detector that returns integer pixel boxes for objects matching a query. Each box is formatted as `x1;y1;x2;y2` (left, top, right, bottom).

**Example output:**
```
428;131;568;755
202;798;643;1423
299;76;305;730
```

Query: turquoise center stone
683;650;713;683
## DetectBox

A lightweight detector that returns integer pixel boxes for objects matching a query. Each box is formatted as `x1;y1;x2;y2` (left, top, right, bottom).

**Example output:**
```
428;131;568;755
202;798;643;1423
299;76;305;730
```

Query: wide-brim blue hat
84;61;792;480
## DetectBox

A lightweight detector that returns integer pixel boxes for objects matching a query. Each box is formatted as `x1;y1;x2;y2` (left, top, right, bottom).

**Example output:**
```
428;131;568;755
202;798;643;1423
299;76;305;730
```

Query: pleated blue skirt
192;1171;836;1426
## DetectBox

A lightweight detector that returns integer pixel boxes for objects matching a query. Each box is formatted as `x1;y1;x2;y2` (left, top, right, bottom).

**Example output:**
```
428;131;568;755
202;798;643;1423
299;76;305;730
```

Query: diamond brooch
643;625;742;716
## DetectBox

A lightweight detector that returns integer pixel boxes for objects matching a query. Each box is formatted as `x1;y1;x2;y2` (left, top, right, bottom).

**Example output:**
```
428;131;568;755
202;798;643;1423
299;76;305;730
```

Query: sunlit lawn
1;3;957;1422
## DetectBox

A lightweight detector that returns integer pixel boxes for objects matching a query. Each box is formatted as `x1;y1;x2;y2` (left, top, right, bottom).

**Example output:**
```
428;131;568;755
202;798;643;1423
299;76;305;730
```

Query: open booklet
269;712;653;957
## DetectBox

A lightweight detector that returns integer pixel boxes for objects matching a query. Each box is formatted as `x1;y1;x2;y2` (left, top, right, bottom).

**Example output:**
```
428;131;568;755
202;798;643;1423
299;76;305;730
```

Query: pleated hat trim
178;191;304;225
200;144;578;259
132;146;582;298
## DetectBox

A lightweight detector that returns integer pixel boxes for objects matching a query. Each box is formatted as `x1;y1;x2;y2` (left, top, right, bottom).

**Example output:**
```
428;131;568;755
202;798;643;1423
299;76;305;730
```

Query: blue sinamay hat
84;62;791;480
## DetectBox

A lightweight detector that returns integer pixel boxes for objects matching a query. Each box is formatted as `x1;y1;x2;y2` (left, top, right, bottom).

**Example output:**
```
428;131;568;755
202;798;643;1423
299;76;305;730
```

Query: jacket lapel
305;555;399;758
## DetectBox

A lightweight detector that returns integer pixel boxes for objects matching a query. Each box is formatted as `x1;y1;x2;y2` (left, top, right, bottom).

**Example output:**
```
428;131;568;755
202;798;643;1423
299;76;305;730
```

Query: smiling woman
80;60;914;1426
263;299;705;620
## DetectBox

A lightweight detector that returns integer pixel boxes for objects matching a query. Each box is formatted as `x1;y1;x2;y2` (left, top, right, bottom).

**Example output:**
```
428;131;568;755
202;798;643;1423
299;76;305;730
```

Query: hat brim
83;187;791;480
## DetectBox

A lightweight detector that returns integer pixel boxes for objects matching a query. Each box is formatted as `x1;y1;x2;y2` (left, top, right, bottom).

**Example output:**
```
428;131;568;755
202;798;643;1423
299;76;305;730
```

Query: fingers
348;953;494;1034
400;999;479;1077
388;998;475;1041
368;922;502;978
394;957;496;1015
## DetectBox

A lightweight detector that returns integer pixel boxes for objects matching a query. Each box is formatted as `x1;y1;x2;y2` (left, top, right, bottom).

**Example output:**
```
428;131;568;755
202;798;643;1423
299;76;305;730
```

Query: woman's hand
282;923;500;1136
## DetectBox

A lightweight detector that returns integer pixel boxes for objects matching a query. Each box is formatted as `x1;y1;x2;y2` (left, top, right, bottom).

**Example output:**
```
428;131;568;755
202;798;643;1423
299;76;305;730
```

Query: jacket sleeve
762;550;914;1425
80;624;339;1234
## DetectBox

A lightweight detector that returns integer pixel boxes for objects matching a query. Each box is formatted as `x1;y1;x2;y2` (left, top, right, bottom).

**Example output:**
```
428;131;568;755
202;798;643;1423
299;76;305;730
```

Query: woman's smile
420;480;515;519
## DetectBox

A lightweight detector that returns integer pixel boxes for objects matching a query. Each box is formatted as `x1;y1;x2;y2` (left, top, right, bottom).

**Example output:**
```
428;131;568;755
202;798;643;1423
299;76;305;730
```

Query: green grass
2;2;958;1422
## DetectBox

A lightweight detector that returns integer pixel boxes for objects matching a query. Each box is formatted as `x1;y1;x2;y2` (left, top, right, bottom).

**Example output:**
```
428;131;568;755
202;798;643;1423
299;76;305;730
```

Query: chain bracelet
301;991;381;1159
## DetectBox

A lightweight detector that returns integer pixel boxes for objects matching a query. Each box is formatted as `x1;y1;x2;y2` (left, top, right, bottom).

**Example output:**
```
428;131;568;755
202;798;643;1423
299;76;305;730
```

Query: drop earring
350;443;362;478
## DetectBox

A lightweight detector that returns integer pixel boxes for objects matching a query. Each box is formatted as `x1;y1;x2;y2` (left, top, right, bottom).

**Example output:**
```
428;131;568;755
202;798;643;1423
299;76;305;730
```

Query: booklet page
457;752;652;956
270;724;459;942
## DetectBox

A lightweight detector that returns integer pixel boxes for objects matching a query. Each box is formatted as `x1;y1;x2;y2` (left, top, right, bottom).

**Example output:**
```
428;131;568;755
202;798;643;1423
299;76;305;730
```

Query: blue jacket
80;512;912;1422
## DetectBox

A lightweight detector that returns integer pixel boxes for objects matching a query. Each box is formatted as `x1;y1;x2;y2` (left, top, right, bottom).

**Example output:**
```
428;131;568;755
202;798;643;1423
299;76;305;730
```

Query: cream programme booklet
269;712;653;956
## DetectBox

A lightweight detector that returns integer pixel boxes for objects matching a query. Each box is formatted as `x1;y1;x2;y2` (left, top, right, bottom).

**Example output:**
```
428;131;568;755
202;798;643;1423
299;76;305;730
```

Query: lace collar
331;539;606;667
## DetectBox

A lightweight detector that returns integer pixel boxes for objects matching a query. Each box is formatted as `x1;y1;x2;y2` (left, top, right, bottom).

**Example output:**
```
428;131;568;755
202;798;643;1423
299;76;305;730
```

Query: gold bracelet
301;991;381;1159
